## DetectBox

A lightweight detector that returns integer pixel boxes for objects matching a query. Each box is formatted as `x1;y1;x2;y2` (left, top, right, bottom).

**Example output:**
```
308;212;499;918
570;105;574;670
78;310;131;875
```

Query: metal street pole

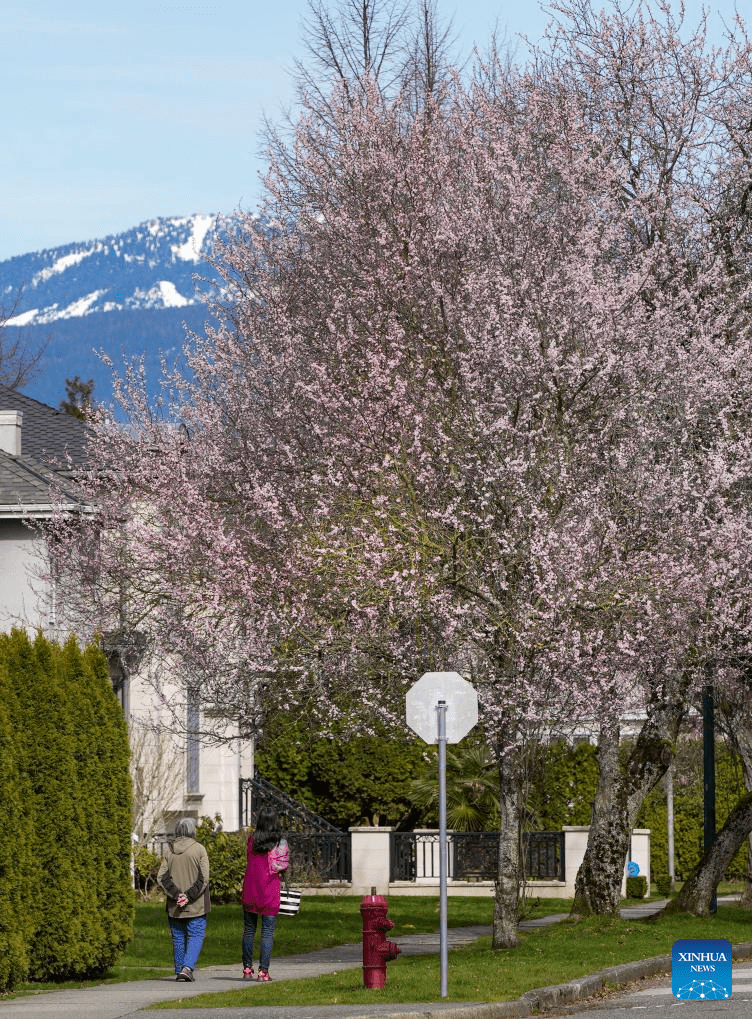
406;673;477;1002
703;682;717;914
666;762;675;891
437;699;448;999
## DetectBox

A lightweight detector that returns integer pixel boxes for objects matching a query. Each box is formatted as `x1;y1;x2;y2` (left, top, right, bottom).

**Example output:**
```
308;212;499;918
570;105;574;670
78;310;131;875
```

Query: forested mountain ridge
0;215;227;407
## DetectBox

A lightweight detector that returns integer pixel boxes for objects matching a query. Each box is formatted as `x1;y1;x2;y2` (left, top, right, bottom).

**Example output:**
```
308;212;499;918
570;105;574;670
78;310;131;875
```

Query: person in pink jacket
241;806;289;981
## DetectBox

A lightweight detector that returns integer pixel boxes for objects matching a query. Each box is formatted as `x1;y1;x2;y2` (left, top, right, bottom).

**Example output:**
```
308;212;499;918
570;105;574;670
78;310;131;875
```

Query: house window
186;687;200;794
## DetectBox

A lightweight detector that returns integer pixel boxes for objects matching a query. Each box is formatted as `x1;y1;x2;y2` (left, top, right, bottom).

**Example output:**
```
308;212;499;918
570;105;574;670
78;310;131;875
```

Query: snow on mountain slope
0;215;228;408
0;214;222;328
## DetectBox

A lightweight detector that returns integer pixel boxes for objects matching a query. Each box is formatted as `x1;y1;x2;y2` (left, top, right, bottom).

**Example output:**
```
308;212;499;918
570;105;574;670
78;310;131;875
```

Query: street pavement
533;959;752;1019
0;899;747;1019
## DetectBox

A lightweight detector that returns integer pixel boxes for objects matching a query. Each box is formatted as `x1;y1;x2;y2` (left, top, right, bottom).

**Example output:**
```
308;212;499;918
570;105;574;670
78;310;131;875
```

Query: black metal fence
240;775;352;882
286;832;352;883
390;831;565;882
138;830;350;885
524;831;565;882
241;777;564;886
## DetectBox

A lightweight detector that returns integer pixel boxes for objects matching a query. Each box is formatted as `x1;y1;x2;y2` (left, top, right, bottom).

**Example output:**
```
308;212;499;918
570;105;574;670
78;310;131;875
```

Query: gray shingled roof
0;385;90;466
0;386;90;517
0;450;83;516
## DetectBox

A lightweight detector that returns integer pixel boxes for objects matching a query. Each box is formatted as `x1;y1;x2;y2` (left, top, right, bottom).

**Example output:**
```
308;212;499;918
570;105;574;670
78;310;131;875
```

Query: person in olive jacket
157;817;211;981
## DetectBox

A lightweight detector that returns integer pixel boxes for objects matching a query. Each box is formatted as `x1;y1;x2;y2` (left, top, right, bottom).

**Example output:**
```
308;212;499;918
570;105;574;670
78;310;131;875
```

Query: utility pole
703;682;717;914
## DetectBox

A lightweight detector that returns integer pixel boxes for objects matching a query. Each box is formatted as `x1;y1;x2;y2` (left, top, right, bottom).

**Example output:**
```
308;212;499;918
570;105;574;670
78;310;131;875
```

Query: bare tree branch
0;288;48;390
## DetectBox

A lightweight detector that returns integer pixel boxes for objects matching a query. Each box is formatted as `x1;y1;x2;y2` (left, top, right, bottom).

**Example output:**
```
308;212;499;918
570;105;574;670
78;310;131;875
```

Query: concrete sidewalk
0;899;738;1019
0;924;493;1019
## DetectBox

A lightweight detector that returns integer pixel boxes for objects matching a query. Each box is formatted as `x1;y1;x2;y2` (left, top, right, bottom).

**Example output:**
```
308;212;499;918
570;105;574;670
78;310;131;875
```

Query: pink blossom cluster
46;3;752;764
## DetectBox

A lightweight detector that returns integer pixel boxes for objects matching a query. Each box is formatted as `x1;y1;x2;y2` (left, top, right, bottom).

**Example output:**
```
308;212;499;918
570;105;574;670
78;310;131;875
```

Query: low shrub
133;844;162;899
626;875;647;899
655;872;673;897
197;815;246;903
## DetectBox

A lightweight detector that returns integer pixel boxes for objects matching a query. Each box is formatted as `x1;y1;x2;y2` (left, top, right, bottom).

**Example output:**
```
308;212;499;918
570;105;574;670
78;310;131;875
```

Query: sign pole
405;672;478;1001
437;699;448;998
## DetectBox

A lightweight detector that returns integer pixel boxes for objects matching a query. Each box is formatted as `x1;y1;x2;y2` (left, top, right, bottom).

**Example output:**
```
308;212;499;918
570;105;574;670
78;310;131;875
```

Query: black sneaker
177;966;194;981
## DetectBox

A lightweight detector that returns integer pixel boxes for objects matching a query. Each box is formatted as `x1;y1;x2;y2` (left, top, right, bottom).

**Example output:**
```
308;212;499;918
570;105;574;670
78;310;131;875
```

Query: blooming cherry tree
47;0;752;942
524;0;752;915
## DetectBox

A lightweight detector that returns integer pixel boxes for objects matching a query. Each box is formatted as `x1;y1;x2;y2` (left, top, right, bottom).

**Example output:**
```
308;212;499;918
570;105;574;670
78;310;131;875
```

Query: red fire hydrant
360;892;401;988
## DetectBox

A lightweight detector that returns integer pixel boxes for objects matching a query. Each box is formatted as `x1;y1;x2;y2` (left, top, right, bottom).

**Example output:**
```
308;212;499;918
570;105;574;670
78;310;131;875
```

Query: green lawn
12;895;499;992
127;895;496;970
13;889;752;1008
150;904;752;1009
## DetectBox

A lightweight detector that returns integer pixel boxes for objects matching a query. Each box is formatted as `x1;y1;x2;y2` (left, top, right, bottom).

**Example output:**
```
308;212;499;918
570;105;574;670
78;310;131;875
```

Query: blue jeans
243;910;277;972
168;914;207;973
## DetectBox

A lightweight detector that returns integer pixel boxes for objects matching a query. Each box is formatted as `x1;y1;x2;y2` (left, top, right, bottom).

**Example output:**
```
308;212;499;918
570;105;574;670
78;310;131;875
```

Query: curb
342;941;752;1019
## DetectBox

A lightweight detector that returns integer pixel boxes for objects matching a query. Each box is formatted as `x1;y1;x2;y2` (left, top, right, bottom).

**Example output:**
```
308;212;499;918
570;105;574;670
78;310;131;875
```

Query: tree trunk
742;833;752;910
716;702;752;907
572;677;688;916
737;760;752;909
664;792;752;916
572;722;627;915
493;744;522;948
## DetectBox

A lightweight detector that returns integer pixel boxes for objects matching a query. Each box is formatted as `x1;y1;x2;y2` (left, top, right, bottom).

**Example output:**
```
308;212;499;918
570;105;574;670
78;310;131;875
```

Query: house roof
0;386;90;518
0;385;90;467
0;450;83;517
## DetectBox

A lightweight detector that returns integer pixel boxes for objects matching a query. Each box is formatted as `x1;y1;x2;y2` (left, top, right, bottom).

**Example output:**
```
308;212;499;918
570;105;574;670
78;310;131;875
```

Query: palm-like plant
409;740;500;831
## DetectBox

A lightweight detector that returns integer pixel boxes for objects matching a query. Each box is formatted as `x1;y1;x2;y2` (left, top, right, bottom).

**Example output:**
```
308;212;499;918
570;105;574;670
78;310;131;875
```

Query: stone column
349;827;394;896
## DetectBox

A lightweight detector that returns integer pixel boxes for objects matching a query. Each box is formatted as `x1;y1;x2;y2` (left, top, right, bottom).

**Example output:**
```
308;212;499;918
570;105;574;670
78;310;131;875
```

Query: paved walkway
0;924;494;1019
0;899;736;1019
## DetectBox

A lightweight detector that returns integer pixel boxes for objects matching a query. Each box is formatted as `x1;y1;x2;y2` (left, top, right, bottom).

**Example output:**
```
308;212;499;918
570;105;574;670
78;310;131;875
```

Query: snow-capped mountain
3;215;221;325
0;215;227;408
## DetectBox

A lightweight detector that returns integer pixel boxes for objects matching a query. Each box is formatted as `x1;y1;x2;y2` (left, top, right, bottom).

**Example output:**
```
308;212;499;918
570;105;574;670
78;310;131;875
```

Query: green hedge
255;718;430;829
626;875;648;899
532;737;750;884
197;816;246;904
256;732;603;833
0;630;134;989
0;646;36;989
526;740;601;830
637;738;749;882
515;736;749;885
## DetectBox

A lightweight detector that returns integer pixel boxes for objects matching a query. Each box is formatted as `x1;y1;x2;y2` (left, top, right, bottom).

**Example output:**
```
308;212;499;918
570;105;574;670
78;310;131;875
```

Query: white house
0;385;253;835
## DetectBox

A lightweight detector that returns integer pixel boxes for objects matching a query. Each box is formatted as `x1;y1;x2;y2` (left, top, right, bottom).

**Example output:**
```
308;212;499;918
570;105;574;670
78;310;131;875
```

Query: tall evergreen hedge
0;630;133;989
527;740;601;830
637;738;749;882
0;643;37;989
528;737;749;883
255;717;430;829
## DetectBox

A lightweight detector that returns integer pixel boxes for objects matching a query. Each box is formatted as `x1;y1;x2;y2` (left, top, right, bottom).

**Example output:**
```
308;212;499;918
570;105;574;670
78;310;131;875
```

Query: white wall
128;667;254;834
0;520;50;632
197;738;254;832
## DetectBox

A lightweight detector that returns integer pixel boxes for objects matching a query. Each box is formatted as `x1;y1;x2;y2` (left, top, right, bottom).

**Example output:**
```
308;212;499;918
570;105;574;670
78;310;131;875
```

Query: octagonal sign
406;671;478;745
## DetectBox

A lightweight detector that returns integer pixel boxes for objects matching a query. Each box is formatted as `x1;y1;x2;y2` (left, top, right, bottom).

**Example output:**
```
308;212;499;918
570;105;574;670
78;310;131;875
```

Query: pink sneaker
242;966;254;980
257;970;272;982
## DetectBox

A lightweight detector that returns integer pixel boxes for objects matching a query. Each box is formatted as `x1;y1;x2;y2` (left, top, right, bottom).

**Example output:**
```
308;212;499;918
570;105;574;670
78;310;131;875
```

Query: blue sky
0;0;742;262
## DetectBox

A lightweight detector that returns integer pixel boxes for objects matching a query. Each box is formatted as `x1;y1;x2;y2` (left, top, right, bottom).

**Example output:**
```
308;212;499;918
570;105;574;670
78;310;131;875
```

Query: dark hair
251;806;281;854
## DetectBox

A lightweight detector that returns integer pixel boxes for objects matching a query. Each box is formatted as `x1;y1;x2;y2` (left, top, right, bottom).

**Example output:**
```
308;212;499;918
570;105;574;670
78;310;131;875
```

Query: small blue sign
672;939;732;999
626;861;639;877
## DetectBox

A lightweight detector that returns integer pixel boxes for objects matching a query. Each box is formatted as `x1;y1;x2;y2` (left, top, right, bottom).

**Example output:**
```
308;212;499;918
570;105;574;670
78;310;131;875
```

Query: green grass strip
149;904;752;1009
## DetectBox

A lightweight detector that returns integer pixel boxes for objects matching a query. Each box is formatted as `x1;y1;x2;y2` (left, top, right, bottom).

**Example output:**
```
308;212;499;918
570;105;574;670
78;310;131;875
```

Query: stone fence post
350;827;394;896
563;826;651;897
